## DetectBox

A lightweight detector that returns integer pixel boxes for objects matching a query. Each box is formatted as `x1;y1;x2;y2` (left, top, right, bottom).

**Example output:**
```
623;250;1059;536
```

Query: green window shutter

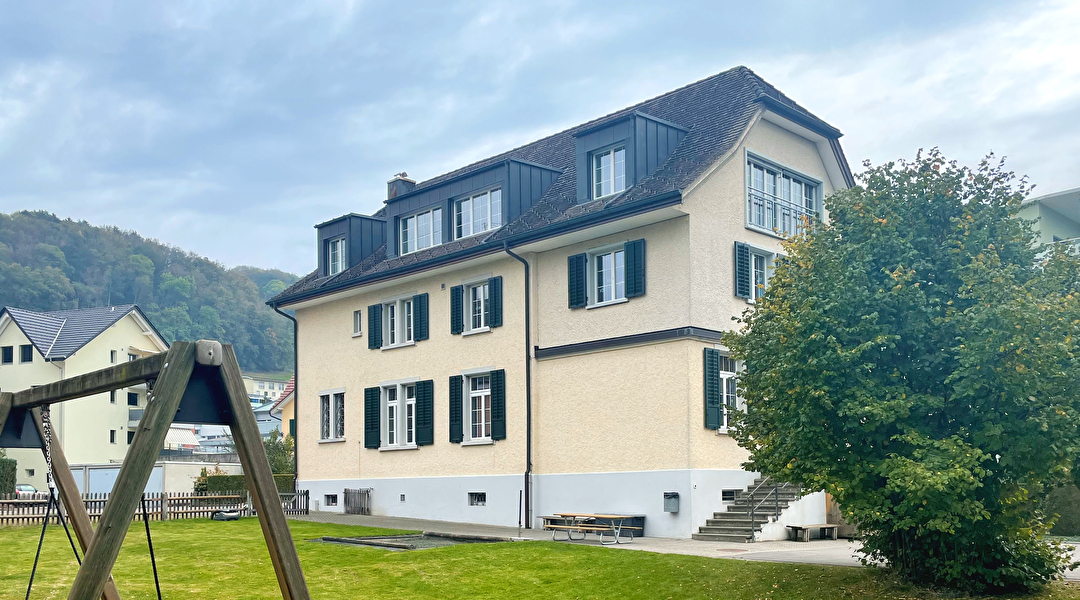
449;375;463;443
416;379;434;446
624;238;646;298
704;348;722;430
488;276;503;328
734;242;752;299
450;285;464;335
490;369;506;440
567;253;587;309
364;386;381;448
288;419;295;439
414;293;429;341
367;304;383;349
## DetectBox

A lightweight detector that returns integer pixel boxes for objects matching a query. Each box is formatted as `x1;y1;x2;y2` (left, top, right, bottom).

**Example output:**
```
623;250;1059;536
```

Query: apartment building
0;305;169;490
269;66;854;538
244;374;291;403
1020;187;1080;249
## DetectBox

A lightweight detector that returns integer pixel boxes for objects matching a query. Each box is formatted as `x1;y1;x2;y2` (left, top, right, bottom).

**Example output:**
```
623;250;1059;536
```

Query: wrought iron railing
747;189;816;237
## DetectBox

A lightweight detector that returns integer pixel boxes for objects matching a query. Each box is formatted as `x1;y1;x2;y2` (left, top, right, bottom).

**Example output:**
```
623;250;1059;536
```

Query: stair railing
748;478;795;542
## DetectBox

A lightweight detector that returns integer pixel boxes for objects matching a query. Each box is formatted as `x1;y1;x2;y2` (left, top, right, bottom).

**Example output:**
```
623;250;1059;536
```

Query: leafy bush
0;458;15;494
204;473;294;493
726;150;1080;593
1045;486;1080;537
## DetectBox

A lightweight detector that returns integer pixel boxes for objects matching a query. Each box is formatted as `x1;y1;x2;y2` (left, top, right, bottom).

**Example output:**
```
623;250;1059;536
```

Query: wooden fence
0;490;308;526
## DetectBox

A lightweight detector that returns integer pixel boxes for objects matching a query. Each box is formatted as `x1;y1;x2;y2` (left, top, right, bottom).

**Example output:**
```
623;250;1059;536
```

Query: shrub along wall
205;474;294;494
0;458;16;494
1046;485;1080;536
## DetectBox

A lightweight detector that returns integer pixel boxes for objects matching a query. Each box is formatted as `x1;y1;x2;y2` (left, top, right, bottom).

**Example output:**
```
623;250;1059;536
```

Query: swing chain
41;407;54;491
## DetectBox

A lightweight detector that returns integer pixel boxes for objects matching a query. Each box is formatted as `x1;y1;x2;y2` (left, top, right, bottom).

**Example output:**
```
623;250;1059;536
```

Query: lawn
1;519;1078;600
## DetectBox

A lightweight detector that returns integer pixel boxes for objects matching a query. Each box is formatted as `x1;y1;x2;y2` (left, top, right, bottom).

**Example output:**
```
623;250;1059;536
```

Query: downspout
504;243;533;529
272;304;299;490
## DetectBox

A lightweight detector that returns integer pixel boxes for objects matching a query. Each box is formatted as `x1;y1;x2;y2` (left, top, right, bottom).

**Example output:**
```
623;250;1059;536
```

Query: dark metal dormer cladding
315;214;386;278
382;158;562;259
574;111;689;202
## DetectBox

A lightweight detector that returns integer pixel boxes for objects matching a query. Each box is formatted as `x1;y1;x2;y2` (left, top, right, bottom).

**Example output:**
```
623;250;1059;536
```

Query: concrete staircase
692;477;802;543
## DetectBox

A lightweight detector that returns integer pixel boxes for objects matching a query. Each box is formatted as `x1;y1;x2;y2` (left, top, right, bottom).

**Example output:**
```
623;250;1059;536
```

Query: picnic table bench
786;523;839;542
542;513;643;545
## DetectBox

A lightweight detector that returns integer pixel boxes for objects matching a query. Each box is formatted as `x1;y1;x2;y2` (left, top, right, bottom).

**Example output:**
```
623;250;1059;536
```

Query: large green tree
725;150;1080;593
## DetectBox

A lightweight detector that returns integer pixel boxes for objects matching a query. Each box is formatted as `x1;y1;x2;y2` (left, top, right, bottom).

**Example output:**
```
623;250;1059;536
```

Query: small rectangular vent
468;492;487;506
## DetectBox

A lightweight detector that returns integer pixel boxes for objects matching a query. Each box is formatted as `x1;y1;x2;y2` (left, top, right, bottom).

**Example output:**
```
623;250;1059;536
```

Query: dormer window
327;237;346;276
455;189;502;239
400;207;443;255
593;147;626;199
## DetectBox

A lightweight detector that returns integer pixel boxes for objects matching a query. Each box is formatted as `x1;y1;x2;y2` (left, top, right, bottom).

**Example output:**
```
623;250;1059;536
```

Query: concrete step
714;506;791;518
704;518;769;527
693;532;753;543
697;525;759;535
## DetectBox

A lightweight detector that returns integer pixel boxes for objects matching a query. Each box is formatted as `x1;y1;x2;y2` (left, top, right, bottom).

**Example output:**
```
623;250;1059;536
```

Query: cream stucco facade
284;109;849;538
0;308;168;491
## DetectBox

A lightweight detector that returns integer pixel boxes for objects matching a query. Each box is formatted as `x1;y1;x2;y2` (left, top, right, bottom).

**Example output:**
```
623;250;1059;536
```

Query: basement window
324;494;339;507
468;492;487;506
722;489;737;503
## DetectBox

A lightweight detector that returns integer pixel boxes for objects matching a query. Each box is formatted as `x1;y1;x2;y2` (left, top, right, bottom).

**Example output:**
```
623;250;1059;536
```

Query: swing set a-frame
0;340;311;600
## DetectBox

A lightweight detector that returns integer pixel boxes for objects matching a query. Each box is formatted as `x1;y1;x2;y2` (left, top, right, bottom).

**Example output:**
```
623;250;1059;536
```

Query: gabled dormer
381;159;562;259
573;111;688;202
315;213;386;278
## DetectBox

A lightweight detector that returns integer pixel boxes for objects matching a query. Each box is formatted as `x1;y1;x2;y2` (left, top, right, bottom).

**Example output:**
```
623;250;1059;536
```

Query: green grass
1;519;1077;599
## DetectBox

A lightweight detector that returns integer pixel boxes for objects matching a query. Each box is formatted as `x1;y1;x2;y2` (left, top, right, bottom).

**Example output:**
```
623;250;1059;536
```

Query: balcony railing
747;189;816;237
1055;237;1080;252
128;408;144;423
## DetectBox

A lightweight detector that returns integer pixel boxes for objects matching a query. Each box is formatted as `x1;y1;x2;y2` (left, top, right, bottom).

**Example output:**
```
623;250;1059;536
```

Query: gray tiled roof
273;66;849;305
1;304;158;360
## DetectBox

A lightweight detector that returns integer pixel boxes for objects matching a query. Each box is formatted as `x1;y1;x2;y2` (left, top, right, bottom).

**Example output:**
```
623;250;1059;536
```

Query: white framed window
383;298;414;347
353;310;363;336
328;237;346;275
455;188;502;239
319;390;346;441
259;381;265;389
746;155;819;237
593;146;626;199
382;382;417;449
324;494;338;507
592;248;625;305
721;489;737;503
400;207;443;255
467;375;492;441
718;355;739;431
467;281;489;331
468;492;487;506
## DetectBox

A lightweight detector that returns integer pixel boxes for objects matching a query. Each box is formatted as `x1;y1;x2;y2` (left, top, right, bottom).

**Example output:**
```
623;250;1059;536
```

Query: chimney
387;172;416;200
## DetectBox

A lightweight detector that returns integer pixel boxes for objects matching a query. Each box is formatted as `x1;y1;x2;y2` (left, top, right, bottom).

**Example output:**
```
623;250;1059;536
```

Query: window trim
585;242;628;307
19;344;33;364
381;296;415;349
742;244;778;304
454;187;503;240
352;309;363;338
744;151;822;239
399;206;444;255
712;349;742;435
591;144;627;200
463;373;493;443
327;236;347;276
380;379;420;450
465;281;489;332
318;387;346;443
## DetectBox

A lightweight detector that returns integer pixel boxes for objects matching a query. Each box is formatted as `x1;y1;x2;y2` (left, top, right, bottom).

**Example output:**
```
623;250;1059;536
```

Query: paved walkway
294;512;1080;580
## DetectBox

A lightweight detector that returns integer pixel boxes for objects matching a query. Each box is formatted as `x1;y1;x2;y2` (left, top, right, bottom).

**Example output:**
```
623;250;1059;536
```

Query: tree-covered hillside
0;211;297;372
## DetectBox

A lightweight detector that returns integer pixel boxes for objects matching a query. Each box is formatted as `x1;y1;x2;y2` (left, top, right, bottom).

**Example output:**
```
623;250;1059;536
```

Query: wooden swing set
0;340;311;600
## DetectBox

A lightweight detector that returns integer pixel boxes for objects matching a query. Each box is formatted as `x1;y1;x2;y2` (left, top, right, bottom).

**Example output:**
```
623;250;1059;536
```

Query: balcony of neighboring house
1024;187;1080;249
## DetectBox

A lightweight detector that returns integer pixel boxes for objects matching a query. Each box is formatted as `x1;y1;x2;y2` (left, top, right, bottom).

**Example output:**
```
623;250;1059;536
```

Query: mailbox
663;491;680;513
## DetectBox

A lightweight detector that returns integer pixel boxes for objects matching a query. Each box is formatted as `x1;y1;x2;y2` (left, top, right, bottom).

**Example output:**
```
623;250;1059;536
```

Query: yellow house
0;304;169;491
269;66;854;539
270;377;296;439
244;374;291;403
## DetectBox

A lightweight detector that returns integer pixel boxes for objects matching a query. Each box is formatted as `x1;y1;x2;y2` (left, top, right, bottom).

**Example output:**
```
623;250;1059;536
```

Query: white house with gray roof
0;304;169;491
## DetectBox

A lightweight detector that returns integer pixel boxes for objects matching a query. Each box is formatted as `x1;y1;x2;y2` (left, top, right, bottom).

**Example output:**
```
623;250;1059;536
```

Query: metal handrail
748;478;794;542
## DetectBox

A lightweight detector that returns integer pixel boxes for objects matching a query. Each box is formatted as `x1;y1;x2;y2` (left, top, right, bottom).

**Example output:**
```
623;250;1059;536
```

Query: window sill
715;427;731;436
454;226;503;243
586;298;629;310
462;326;491;337
352;332;363;338
399;243;443;257
380;341;416;351
318;438;346;444
379;445;418;452
461;438;494;447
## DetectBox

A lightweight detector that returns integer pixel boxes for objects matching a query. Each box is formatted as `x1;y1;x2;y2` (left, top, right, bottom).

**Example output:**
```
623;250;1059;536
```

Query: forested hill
0;211;298;372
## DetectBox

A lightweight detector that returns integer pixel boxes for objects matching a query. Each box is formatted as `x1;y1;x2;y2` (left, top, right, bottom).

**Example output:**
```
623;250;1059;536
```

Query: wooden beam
13;354;166;410
0;392;11;439
31;408;122;600
220;344;311;600
67;343;195;600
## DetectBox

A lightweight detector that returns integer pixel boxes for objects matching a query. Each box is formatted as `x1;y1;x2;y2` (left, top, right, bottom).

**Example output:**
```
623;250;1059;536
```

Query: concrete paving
293;511;1080;580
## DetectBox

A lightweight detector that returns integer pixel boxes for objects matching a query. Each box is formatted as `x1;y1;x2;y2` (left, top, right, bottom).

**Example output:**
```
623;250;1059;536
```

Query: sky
1;0;1077;275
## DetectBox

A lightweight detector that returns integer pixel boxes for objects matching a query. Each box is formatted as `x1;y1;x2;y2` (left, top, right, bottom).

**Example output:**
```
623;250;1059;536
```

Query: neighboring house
269;66;854;538
1020;187;1080;249
270;377;296;439
253;401;283;439
243;374;291;402
0;305;169;491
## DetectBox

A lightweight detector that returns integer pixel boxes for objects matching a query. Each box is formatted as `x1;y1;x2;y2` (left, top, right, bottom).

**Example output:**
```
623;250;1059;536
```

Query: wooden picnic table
544;513;643;545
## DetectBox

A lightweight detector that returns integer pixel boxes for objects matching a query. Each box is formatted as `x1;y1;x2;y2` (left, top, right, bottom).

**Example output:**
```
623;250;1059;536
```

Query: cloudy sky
1;0;1077;275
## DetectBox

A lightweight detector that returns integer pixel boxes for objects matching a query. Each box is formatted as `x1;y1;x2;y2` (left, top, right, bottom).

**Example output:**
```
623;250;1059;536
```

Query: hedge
205;474;295;494
1046;485;1080;536
0;458;16;494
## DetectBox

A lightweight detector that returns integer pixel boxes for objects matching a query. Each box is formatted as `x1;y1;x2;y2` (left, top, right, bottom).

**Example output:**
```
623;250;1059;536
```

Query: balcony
1055;237;1080;252
747;189;816;238
128;408;144;425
